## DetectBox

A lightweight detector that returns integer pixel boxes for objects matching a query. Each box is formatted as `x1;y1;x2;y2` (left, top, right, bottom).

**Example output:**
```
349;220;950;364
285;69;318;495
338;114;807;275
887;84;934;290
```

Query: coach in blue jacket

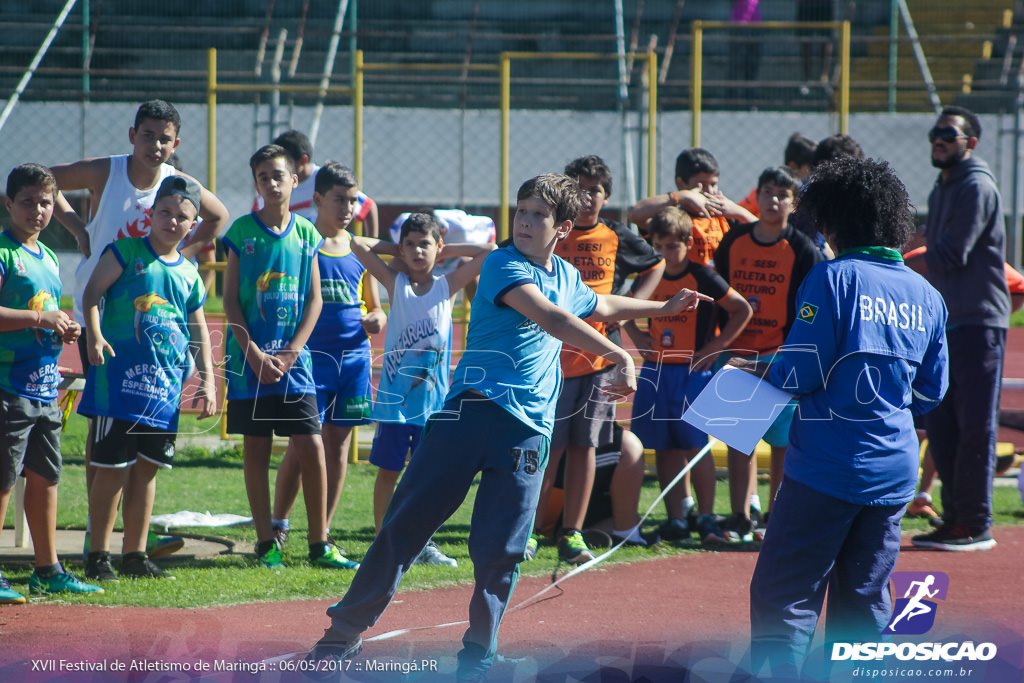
742;157;949;678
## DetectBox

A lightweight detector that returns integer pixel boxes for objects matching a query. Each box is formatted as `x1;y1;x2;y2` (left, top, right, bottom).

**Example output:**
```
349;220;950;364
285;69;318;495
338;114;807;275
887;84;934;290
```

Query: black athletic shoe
120;552;174;579
85;551;120;583
912;525;996;551
309;628;363;662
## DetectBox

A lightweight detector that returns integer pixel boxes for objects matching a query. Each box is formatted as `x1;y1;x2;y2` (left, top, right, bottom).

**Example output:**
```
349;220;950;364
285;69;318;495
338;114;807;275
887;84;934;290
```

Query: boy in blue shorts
625;207;751;544
745;157;948;678
79;175;217;581
268;163;385;569
348;210;494;567
222;144;338;570
307;174;709;680
0;164;101;600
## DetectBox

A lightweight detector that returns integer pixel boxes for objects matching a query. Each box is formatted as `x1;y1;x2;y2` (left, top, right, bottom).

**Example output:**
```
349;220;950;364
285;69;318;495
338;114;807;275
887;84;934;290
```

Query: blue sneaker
311;544;359;570
0;572;26;605
29;570;104;595
146;530;185;558
258;544;285;570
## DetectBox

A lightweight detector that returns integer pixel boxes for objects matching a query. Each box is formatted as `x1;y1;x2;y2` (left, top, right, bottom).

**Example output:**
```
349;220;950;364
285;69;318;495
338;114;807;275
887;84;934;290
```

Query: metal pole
80;0;90;161
614;0;638;212
354;50;364;185
0;0;79;136
500;53;511;242
894;0;942;114
309;0;350;147
690;22;703;147
888;0;898;112
1012;68;1023;270
839;20;850;134
208;49;218;193
648;53;657;198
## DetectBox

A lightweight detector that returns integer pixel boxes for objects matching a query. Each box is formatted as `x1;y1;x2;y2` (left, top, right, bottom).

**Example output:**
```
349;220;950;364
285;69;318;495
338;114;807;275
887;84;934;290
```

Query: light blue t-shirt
0;231;64;402
221;212;323;399
446;245;598;437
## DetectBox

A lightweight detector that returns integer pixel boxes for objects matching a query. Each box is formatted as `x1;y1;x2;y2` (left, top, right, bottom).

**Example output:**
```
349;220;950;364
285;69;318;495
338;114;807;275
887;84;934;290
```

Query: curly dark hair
795;157;914;253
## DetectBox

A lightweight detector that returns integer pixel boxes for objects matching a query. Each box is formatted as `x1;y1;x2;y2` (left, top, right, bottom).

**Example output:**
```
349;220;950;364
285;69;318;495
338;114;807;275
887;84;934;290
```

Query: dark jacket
924;155;1010;328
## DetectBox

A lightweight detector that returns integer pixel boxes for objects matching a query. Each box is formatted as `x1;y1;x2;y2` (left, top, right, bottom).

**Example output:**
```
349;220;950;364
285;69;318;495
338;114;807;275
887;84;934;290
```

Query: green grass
4;414;1023;607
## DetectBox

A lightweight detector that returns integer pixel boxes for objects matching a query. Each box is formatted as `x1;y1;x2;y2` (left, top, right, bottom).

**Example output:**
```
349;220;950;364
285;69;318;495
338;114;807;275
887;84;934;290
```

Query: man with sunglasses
912;106;1010;552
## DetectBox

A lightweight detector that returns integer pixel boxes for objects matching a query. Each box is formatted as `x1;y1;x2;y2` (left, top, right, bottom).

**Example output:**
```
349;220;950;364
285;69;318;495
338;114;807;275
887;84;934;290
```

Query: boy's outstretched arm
502;283;637;398
349;235;398;297
276;259;323;373
691;289;753;372
187;307;218;419
223;251;283;384
81;249;125;365
443;242;497;295
587;289;711;324
179;176;229;261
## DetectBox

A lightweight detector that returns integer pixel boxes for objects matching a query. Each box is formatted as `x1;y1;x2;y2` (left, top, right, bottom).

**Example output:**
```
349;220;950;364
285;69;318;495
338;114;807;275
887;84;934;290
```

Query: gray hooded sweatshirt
924;155;1010;328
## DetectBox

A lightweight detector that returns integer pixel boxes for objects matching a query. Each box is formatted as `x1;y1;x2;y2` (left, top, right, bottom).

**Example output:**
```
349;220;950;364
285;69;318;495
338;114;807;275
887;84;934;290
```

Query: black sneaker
696;513;735;544
610;529;661;548
308;628;363;662
723;513;756;542
912;525;996;552
120;552;175;579
658;518;691;541
85;551;120;582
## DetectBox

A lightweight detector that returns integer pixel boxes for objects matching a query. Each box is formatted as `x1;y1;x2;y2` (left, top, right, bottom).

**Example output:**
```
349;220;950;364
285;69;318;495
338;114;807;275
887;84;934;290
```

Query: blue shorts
370;422;424;472
713;351;797;448
311;345;372;427
630;362;711;451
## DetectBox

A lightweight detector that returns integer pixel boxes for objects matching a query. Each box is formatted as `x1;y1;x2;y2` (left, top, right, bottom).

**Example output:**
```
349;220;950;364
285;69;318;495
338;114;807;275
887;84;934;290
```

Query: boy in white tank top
348;213;494;566
49;99;229;561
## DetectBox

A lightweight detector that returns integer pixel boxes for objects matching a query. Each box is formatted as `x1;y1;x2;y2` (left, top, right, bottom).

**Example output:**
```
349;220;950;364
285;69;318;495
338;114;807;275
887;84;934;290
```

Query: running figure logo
884;571;949;635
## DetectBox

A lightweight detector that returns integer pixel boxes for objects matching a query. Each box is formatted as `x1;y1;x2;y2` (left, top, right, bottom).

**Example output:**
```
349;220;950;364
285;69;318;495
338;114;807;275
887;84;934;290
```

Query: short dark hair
400;212;444;243
940;105;982;140
812;134;864;167
796;157;914;253
272;130;314;164
564;155;613;198
647;206;693;243
757;166;801;194
249;144;295;178
7;163;57;200
134;99;181;135
517;174;585;225
675;148;719;185
784;133;817;168
314;162;358;195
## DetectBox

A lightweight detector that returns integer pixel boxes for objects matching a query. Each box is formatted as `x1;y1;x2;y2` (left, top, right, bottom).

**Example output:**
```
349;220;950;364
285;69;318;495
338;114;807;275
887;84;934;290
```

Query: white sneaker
414;540;458;568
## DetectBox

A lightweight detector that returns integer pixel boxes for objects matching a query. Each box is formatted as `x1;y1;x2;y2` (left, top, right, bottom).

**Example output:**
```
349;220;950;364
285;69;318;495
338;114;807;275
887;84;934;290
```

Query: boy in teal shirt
0;164;101;600
79;175;216;581
223;144;344;570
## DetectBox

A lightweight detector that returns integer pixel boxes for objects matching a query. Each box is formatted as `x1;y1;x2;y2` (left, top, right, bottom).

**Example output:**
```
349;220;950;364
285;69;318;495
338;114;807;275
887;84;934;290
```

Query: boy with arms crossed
307;174;708;680
269;163;385;569
625;207;751;544
348;211;494;567
79;176;217;581
222;145;335;570
0;164;101;600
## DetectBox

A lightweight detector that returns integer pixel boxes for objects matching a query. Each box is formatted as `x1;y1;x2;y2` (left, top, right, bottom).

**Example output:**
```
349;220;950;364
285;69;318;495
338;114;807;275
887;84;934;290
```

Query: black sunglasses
928;126;968;144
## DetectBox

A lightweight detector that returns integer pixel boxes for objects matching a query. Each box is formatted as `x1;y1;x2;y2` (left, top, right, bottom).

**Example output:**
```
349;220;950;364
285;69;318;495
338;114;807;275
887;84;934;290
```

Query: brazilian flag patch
797;302;818;324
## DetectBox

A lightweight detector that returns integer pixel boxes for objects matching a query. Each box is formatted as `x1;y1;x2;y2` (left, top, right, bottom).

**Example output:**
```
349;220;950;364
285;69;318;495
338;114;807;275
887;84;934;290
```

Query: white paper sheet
682;366;795;455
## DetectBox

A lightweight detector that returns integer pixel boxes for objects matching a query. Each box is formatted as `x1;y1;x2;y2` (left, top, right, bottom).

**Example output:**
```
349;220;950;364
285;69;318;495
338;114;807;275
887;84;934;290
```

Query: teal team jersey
78;237;207;430
221;212;323;399
447;245;598;438
0;231;64;402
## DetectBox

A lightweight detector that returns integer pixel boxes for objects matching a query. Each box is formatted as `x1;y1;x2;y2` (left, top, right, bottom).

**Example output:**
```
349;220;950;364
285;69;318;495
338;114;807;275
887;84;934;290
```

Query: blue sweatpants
749;476;903;678
325;394;549;678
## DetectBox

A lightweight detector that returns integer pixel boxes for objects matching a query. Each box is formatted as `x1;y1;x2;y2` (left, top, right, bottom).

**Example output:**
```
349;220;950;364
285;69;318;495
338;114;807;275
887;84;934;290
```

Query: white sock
681;496;695;518
915;491;932;503
272;518;290;530
750;494;762;512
